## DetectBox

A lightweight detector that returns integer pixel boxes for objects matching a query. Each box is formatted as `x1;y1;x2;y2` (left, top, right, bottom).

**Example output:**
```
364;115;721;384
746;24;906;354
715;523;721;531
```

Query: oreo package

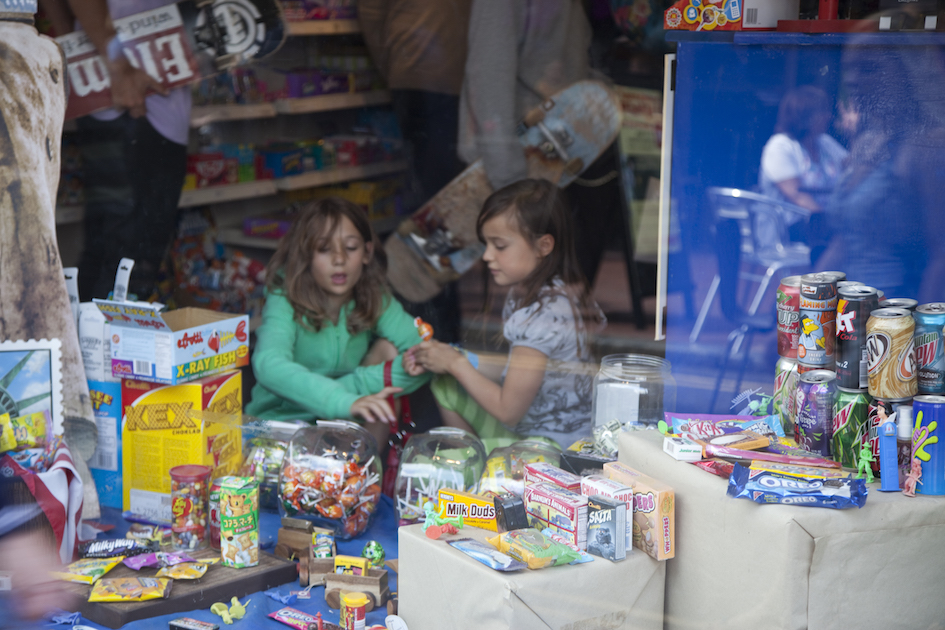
80;538;158;558
727;463;867;509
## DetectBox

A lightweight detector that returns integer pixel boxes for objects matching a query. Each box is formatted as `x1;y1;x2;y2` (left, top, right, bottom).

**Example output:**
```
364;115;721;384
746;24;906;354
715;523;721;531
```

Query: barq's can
777;276;802;359
880;297;918;311
797;273;838;368
835;286;880;391
914;395;945;495
914;303;945;394
867;398;912;475
796;369;837;456
867;308;917;401
774;356;799;437
832;388;871;470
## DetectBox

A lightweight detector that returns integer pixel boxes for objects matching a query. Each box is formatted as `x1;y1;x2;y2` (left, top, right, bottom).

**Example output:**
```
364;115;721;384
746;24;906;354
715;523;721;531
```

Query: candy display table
619;430;945;630
398;523;665;630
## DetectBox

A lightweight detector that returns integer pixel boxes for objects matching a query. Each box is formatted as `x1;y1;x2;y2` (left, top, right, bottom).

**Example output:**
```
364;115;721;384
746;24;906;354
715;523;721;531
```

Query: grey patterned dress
501;278;604;448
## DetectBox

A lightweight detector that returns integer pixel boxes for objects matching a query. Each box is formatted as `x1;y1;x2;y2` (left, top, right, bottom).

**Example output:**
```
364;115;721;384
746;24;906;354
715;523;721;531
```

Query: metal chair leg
690;274;720;343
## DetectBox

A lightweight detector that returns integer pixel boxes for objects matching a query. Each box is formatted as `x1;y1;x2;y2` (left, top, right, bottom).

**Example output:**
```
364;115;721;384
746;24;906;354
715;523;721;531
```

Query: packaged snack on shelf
727;462;868;509
280;421;382;539
663;435;703;461
170;464;211;551
580;475;633;549
156;562;208;579
333;554;369;575
88;577;172;602
9;410;49;450
477;439;560;497
540;528;594;563
604;461;675;561
486;528;581;570
170;618;219;630
523;462;582;493
692;458;735;478
312;527;336;558
78;538;156;559
437;488;497;532
523;482;588;550
219;476;260;568
124;551;196;571
559;437;615;476
0;413;15;452
394;428;486;526
586;496;627;561
268;607;325;630
239;419;306;511
665;412;785;440
447;538;527;572
126;523;170;545
689;430;771;455
53;556;124;584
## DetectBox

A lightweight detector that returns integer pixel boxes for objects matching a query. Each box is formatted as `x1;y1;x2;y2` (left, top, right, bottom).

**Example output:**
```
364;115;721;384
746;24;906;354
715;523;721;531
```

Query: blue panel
665;35;945;414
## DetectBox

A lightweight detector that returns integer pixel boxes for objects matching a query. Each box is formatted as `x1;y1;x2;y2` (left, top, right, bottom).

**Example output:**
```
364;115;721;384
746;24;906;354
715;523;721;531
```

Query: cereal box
523;482;588;550
603;461;675;561
219;477;259;568
121;371;243;524
437;488;498;532
581;475;633;550
524;462;582;493
587;496;627;561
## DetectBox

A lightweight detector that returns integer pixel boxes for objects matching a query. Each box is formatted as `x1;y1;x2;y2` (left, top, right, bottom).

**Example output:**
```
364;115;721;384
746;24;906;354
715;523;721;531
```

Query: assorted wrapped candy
477;439;560;498
279;421;382;539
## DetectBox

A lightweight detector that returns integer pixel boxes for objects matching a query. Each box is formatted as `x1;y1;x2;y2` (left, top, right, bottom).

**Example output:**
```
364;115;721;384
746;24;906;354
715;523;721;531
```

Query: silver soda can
796;369;837;456
914;304;945;394
774;356;800;438
880;298;918;311
797;273;838;368
867;308;917;400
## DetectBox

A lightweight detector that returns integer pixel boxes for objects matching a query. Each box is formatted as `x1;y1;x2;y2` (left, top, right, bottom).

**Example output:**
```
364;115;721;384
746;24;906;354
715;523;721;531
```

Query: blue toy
879;421;900;492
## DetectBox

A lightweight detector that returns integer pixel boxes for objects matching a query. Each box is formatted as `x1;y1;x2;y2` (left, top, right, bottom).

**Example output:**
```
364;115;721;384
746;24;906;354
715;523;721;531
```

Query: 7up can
832;389;871;469
777;276;801;359
914;303;945;394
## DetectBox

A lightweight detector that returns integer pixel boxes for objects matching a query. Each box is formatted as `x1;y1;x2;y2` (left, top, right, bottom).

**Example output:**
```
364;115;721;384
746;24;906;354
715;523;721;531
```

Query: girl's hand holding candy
402;346;426;377
414;340;465;375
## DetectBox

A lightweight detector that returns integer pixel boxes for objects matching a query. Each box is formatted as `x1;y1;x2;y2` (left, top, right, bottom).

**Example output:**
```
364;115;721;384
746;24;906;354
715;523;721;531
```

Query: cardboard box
87;380;123;509
96;300;249;385
523;482;588;550
122;371;243;524
663;0;799;31
587;496;627;561
603;461;675;561
523;462;582;493
581;475;633;550
437;488;498;532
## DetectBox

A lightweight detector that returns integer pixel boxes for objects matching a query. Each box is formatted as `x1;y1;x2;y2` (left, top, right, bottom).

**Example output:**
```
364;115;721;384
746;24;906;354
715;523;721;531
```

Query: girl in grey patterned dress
407;179;604;451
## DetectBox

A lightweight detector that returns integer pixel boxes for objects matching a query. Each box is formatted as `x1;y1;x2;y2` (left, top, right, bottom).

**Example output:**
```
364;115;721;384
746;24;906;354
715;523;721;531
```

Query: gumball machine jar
477;439;561;497
278;420;382;539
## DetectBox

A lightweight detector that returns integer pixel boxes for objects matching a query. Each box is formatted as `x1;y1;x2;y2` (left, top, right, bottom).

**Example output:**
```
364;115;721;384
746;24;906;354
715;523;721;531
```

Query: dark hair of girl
265;197;388;334
775;85;830;142
476;178;600;326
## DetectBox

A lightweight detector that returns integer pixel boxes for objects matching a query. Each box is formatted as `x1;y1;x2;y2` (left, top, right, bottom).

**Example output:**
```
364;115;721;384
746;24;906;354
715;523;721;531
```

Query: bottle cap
897;405;913;439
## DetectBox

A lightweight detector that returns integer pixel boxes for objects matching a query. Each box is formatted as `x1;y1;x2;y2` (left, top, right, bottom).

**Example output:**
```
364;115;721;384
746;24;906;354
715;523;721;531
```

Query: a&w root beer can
867;308;917;401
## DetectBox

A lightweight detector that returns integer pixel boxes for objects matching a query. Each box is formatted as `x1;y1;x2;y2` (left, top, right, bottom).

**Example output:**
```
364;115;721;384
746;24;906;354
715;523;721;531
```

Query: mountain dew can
832;389;871;469
774;356;799;437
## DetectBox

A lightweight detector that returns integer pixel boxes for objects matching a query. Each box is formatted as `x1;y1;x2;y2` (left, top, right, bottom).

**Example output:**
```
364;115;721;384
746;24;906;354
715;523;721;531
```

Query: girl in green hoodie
245;198;430;445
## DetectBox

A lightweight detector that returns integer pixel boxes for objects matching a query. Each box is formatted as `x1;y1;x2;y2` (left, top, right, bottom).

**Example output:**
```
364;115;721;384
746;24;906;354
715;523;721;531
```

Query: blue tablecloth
44;497;400;630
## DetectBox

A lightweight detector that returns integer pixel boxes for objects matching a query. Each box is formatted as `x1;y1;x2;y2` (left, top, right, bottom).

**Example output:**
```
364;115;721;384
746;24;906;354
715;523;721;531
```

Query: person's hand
414;340;464;375
350;386;401;424
0;530;76;620
402;347;426;377
106;57;166;118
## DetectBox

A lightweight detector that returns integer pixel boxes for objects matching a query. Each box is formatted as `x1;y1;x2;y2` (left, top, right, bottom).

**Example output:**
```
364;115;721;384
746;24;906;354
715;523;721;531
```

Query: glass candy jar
591;354;677;429
279;420;382;539
394;427;487;525
477;439;561;497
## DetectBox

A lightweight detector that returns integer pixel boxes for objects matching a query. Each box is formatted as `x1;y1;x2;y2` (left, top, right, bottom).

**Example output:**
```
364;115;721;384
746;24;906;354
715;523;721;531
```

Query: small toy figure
425;522;460;540
210;602;233;625
855;441;875;484
421;501;464;532
229;597;248;620
903;458;923;497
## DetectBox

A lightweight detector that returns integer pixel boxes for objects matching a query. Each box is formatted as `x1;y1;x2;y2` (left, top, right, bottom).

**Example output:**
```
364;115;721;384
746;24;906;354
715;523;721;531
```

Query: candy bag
10;410;49;450
52;556;125;584
124;551;196;571
79;538;157;559
88;577;173;602
0;413;15;453
727;462;867;509
156;562;208;580
486;528;581;570
447;538;526;572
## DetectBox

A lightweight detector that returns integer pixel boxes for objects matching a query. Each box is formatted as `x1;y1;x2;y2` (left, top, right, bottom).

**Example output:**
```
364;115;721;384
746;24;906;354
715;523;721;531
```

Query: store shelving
273;91;390;115
190;103;278;127
216;214;400;251
179;180;279;208
286;19;360;36
276;161;407;191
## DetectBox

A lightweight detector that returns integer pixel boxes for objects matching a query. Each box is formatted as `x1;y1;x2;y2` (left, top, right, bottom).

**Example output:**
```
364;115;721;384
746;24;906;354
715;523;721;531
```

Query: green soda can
774;356;799;437
832;388;871;469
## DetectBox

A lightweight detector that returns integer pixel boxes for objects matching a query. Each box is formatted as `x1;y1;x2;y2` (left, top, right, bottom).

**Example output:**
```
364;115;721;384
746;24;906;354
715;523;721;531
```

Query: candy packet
9;447;45;472
665;413;785;440
124;552;196;570
268;607;324;630
10;411;49;450
88;577;173;602
447;538;526;572
156;562;208;580
486;528;581;570
727;462;867;509
52;556;125;584
127;522;171;545
0;413;15;453
79;538;157;559
540;528;594;564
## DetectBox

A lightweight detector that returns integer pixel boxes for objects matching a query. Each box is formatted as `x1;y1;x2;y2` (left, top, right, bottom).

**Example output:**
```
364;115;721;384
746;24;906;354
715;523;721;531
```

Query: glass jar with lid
591;354;677;429
477;438;561;497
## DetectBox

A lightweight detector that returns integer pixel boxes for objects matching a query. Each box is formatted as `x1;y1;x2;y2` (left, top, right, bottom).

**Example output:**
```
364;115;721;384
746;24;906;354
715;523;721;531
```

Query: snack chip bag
52;556;125;584
486;528;581;570
88;577;173;602
10;410;49;450
156;562;208;580
0;413;16;453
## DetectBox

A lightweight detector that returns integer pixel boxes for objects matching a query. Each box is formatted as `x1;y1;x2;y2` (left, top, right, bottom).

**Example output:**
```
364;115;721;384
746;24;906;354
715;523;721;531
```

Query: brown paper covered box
619;430;945;630
398;523;665;630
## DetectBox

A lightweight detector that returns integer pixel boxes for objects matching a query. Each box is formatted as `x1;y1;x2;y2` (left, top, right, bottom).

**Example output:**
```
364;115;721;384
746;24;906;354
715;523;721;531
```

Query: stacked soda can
796;369;837;456
866;307;918;476
798;273;839;369
773;276;802;436
914;303;945;395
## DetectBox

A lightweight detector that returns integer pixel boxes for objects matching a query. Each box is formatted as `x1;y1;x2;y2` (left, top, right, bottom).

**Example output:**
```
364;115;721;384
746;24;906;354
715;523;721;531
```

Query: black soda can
835;286;880;391
796;369;838;456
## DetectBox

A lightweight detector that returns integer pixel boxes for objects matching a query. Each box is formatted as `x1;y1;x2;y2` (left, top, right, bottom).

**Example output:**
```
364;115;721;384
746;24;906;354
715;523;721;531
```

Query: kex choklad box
95;300;249;385
122;370;243;524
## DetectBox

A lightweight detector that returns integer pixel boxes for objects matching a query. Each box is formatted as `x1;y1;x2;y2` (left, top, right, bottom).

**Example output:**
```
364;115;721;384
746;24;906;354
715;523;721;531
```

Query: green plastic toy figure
421;500;464;532
855;441;875;483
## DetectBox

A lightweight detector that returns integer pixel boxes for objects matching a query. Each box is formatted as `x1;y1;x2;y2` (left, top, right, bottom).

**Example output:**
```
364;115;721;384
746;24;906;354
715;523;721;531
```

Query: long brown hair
265;198;388;334
476;178;600;326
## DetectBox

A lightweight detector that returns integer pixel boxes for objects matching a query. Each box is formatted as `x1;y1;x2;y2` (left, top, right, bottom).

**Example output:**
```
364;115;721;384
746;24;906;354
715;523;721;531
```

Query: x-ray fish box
95;300;249;385
524;482;588;550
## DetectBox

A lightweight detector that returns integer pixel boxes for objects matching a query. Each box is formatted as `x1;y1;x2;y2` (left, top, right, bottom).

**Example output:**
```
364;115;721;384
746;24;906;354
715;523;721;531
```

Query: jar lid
341;592;370;606
169;464;211;482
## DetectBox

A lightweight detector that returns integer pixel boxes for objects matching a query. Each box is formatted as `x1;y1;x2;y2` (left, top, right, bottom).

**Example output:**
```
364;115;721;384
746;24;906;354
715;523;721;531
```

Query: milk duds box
586;495;627;562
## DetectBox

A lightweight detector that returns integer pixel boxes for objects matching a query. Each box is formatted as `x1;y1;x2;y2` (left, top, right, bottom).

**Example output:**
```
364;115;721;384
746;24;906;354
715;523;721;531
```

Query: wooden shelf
276;161;407;191
217;215;401;250
179;180;278;208
286;19;361;36
274;91;391;115
56;204;85;225
190;103;277;127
